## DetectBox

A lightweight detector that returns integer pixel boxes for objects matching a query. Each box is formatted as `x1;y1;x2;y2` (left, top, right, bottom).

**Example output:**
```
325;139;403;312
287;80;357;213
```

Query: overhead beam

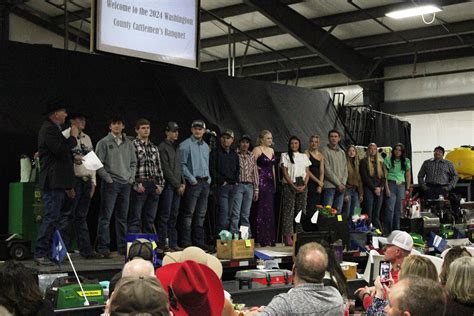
201;0;468;48
244;0;374;80
51;8;90;24
201;19;474;73
250;47;474;82
201;0;302;22
10;5;90;48
229;33;474;78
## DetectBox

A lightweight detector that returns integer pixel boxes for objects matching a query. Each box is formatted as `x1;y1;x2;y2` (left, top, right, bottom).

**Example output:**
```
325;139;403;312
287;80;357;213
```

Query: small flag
428;232;448;253
52;230;68;265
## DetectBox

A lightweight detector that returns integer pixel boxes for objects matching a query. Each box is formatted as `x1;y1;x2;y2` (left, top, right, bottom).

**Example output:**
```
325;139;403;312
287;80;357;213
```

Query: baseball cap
109;276;169;315
163;246;223;278
191;120;206;129
127;238;154;262
239;134;252;142
221;129;234;138
68;112;87;120
385;230;413;252
166;121;179;132
156;260;225;316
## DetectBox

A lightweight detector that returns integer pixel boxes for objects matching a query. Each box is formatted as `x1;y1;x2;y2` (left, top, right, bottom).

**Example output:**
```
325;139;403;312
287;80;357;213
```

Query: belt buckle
82;176;89;182
396;180;402;185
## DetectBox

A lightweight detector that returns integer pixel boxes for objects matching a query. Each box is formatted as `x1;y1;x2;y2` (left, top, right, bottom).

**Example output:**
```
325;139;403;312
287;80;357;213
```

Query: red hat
156;260;225;316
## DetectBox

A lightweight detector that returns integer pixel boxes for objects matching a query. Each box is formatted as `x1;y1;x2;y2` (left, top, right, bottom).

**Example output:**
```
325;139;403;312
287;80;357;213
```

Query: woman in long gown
252;130;276;247
305;135;325;213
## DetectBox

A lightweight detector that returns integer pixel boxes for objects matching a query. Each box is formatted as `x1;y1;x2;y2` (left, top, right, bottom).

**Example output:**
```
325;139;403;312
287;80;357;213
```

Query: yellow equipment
446;146;474;180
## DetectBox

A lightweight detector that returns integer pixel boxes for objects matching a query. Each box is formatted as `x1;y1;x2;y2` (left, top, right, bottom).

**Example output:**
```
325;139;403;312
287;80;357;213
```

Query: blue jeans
216;184;237;234
385;181;405;234
364;184;383;229
157;183;181;248
59;179;94;255
322;188;345;213
97;181;131;254
35;189;65;258
128;181;160;234
343;187;360;223
230;183;254;234
181;181;210;246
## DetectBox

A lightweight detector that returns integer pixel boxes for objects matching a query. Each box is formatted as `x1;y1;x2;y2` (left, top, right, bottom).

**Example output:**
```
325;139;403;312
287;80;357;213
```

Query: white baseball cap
385;230;413;252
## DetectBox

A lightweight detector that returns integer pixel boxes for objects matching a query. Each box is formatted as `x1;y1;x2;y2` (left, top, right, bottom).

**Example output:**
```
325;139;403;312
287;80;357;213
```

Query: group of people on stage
34;100;460;264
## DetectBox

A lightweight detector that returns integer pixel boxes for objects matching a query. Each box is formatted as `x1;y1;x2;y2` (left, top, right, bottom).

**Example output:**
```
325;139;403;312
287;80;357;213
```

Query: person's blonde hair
399;255;438;282
257;130;272;146
366;143;385;178
445;256;474;304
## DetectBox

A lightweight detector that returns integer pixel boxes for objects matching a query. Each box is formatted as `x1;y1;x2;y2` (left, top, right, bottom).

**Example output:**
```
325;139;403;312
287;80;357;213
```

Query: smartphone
379;261;391;283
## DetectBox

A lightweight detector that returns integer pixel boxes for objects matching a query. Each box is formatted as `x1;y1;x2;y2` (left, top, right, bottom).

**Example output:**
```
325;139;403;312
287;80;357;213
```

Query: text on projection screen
97;0;198;68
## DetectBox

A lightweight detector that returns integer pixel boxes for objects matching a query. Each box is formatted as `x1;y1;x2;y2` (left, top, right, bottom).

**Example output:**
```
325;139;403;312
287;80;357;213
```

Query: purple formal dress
256;153;276;246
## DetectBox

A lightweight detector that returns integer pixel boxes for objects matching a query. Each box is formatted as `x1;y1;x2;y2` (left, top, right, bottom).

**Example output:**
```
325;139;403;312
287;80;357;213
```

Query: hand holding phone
379;261;391;283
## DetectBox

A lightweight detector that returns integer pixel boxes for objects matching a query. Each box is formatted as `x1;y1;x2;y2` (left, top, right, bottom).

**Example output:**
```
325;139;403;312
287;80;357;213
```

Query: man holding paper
58;113;101;259
34;98;78;265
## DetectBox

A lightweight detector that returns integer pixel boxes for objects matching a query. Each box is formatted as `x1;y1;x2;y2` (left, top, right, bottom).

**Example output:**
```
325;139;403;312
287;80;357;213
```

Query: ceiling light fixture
385;5;442;19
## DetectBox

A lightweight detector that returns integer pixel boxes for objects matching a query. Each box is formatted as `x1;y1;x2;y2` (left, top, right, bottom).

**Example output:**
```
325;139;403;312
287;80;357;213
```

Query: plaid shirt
133;138;165;187
417;158;458;190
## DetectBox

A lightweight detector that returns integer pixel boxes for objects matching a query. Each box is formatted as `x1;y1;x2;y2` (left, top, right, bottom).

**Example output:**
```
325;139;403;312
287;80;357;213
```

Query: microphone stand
207;133;218;245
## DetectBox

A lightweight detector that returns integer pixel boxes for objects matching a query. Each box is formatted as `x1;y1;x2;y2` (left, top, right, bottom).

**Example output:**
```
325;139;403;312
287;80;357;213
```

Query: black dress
306;154;321;212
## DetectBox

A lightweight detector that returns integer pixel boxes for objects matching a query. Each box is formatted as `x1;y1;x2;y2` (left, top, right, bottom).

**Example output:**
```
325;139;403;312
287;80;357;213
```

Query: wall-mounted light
385;5;442;19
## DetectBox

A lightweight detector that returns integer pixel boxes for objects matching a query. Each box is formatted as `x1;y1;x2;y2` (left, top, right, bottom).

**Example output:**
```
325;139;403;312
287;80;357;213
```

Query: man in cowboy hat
34;97;79;265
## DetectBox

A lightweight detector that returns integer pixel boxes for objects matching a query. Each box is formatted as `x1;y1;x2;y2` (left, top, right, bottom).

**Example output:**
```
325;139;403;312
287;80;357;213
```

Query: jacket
158;139;184;188
38;119;77;190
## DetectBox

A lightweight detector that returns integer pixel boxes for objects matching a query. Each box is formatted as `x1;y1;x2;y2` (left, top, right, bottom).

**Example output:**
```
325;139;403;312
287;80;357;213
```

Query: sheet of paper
82;151;103;171
62;127;71;138
311;211;319;224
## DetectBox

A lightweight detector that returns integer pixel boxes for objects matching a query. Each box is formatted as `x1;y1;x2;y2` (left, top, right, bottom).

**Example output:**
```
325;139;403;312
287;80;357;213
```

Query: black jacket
158;139;184;188
210;146;240;186
38;119;77;190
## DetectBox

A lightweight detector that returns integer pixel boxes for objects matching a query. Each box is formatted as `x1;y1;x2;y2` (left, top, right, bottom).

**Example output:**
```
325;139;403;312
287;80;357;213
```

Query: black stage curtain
0;41;410;235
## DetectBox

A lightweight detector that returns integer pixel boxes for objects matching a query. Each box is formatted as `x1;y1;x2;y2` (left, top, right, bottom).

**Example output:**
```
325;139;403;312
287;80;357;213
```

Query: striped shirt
237;151;259;191
417;158;458;190
133;138;165;186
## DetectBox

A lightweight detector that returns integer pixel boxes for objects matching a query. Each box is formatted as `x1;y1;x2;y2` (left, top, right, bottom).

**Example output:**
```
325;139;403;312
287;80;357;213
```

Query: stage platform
20;245;296;282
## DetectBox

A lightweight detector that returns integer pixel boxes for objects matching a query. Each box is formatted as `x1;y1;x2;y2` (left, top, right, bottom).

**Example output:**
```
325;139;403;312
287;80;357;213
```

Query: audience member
96;116;137;256
255;242;344;315
344;145;363;223
179;120;212;251
359;143;386;230
157;121;186;252
439;246;472;285
356;230;413;310
108;276;170;316
384;276;446;316
367;255;438;315
122;258;155;278
280;136;311;246
108;238;155;295
399;255;438;281
252;130;276;247
444;257;474;315
305;135;324;212
321;129;348;214
384;143;411;234
211;129;240;234
418;146;459;200
129;118;165;234
156;260;225;316
0;261;54;316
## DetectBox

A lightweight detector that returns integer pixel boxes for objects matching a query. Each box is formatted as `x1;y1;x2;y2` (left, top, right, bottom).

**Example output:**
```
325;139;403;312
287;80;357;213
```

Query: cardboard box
216;239;254;260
